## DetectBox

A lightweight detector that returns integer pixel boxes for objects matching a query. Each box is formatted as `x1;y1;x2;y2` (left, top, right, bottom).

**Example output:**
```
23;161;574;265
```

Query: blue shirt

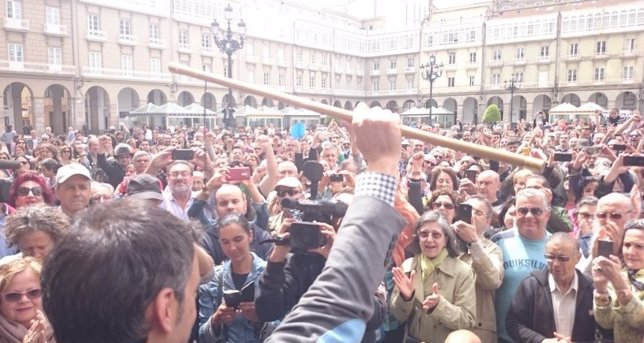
494;228;550;343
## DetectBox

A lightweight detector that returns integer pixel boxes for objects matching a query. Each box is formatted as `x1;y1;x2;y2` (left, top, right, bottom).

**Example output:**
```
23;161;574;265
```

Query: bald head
215;184;247;217
445;330;481;343
477;170;500;202
596;192;635;230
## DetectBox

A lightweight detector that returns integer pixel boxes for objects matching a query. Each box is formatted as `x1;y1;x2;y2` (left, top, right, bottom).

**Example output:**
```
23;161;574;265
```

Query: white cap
56;163;91;186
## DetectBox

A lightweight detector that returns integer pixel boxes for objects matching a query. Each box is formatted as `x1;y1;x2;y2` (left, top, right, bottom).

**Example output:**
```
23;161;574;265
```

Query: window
201;33;211;49
448;77;455;87
310;52;315;64
407;78;414;89
150;58;161;75
567;69;577;82
469;52;476;63
120;19;131;36
624;66;634;81
469;75;475;86
178;30;188;49
594;67;605;81
88;14;100;34
149;24;160;43
540;46;549;58
596;41;606;55
407;58;414;68
493;49;501;61
296;49;303;63
321;76;327;88
121;55;133;76
390;60;397;69
389;81;396;91
468;30;476;42
492;73;500;85
373;62;380;71
8;43;23;62
278;74;285;86
514;72;524;83
45;7;60;25
278;48;285;62
570;43;578;56
6;0;21;19
296;74;303;87
516;48;525;60
88;51;102;72
48;47;61;65
448;53;456;65
625;38;636;52
321;53;328;66
247;72;254;83
264;72;271;85
372;80;379;91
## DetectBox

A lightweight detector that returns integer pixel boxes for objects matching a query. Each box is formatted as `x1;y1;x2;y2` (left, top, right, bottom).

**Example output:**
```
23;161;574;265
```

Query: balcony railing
82;67;171;81
44;23;67;35
405;66;416;73
370;70;380;76
4;17;29;31
0;60;75;74
119;34;137;45
87;30;107;41
148;38;165;48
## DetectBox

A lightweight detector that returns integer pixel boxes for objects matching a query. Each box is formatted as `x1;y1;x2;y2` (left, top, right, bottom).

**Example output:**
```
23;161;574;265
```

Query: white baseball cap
56;163;91;186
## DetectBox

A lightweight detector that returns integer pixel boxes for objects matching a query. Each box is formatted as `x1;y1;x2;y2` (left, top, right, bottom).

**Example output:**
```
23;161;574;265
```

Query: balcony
320;63;330;71
387;68;398;75
177;45;192;54
623;78;634;84
0;60;75;74
370;69;380;76
490;59;503;66
119;34;137;45
308;62;317;69
8;61;24;70
566;54;580;61
87;30;107;41
4;17;29;31
514;58;527;65
622;49;638;58
445;64;457;71
465;62;477;70
593;79;605;85
201;47;215;56
536;56;551;64
263;57;274;65
81;67;172;81
148;38;165;49
592;52;608;60
277;59;288;67
44;23;67;36
405;66;416;74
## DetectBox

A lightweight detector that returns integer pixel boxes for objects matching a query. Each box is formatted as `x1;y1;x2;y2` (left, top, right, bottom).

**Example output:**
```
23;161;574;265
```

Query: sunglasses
17;186;43;197
2;289;41;303
432;201;455;210
596;211;630;220
544;254;570;262
516;207;544;216
575;211;593;220
276;189;300;197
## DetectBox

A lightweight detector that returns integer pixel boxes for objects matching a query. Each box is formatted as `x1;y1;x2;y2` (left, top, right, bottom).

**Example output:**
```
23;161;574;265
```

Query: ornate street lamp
420;55;443;122
505;75;520;122
211;4;246;129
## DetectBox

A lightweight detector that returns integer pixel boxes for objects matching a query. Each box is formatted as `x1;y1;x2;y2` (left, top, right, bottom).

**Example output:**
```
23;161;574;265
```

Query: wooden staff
169;63;545;171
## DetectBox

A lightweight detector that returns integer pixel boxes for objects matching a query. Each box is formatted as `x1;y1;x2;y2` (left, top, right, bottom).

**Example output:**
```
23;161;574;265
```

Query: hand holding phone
227;167;251;181
597;240;614;258
455;204;473;224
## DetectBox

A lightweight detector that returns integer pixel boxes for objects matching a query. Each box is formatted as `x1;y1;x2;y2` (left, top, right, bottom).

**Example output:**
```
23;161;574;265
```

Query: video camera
277;197;348;250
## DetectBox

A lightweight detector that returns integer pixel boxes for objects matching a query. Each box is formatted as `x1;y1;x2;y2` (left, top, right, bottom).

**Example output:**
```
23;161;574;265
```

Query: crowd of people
0;104;641;343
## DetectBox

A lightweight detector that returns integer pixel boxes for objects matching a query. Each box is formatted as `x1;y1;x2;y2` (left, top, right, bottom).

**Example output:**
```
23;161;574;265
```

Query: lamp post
505;75;520;122
420;55;443;123
211;4;246;129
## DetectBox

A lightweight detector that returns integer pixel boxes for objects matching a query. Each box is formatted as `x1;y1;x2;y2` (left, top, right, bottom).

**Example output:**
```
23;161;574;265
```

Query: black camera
277;198;348;250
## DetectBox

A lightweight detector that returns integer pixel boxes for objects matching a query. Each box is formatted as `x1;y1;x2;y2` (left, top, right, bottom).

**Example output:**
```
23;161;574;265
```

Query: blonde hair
0;257;42;294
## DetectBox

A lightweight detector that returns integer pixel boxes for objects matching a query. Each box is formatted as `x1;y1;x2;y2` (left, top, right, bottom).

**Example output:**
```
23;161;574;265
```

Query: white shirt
549;271;579;338
161;188;196;221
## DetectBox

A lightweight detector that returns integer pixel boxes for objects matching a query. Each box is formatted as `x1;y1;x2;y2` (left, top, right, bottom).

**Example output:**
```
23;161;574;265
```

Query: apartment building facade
0;0;642;134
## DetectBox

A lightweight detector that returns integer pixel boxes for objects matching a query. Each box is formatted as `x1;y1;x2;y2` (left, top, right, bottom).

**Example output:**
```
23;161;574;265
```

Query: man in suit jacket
506;232;597;343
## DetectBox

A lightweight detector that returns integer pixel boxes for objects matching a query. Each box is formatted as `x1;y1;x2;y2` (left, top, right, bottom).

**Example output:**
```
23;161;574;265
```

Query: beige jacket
459;238;504;343
595;269;644;343
390;255;476;343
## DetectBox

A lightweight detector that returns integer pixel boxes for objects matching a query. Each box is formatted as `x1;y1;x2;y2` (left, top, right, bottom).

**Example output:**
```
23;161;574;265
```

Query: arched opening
510;95;527;122
487;96;504;119
424;99;438;108
386;100;399;112
344;101;354;111
201;92;217;111
277;101;285;110
2;83;33;135
562;93;581;106
402;99;415;112
222;93;237;107
147;89;167;105
321;99;329;105
442;98;457;127
616;91;638;110
462;97;478;124
262;98;274;107
177;91;194;106
588;92;608;109
43;84;72;135
244;96;258;108
333;100;342;108
117;87;140;120
85;86;111;134
369;101;382;108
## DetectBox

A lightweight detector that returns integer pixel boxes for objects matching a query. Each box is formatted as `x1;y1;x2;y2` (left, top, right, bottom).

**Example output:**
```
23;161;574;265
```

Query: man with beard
161;161;195;221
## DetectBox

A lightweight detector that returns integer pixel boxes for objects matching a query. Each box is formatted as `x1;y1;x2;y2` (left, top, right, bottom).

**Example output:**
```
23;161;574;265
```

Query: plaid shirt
355;172;397;207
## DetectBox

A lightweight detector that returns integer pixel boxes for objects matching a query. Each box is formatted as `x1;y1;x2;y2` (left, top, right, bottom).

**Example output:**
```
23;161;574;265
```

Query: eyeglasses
2;289;41;303
516;207;544;216
17;186;43;197
544;254;570;262
432;201;455;210
596;211;631;220
575;211;593;220
417;230;444;240
276;188;300;197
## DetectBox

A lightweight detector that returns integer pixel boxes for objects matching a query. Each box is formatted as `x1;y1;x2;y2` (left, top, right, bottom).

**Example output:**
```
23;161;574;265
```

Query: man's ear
146;288;177;334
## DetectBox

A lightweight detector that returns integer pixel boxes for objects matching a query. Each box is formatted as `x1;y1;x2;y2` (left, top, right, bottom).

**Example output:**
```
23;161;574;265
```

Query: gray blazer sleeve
265;196;405;342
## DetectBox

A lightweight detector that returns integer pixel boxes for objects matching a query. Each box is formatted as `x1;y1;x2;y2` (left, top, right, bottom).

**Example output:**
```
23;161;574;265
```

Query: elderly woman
1;204;69;264
0;257;54;343
390;211;476;343
8;173;54;210
425;190;461;223
428;167;458;193
593;219;644;343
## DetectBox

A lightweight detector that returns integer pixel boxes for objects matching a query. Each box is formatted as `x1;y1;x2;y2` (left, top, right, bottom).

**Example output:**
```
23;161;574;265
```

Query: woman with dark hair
390;211;476;343
38;158;62;191
425;190;461;223
8;172;54;210
34;144;59;164
428;167;459;193
58;146;73;165
12;157;32;178
593;219;644;342
198;214;272;343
